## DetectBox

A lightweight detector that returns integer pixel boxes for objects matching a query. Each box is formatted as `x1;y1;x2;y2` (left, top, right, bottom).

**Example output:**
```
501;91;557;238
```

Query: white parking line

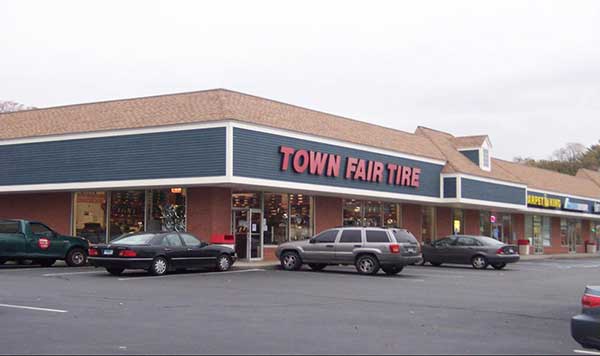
574;349;600;355
43;271;102;277
0;303;68;313
117;268;266;281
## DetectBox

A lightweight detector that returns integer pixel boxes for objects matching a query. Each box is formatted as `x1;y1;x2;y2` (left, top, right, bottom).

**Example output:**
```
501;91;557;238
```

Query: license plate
103;249;113;255
407;248;416;253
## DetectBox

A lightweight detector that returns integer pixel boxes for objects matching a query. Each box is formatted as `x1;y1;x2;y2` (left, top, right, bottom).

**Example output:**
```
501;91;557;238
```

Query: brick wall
0;192;71;234
315;196;342;233
464;209;480;235
436;207;452;238
187;187;231;241
402;204;422;241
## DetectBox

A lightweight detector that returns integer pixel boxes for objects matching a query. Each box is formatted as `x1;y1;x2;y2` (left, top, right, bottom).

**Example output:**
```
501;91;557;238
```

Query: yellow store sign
527;194;561;209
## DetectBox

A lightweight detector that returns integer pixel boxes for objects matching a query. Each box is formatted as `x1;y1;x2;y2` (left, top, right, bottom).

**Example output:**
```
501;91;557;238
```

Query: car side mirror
309;238;316;244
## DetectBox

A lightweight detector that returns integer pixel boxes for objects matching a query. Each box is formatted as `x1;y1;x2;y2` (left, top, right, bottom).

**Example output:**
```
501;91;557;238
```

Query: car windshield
476;236;505;246
392;229;418;243
111;233;156;245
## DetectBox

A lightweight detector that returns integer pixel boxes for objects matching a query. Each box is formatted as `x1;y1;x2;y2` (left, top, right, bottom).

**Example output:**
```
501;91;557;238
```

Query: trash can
517;240;530;255
585;241;597;254
210;234;235;250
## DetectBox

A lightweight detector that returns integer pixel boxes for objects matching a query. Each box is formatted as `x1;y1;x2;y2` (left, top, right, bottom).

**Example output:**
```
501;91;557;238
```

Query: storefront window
479;211;491;237
452;209;464;235
109;190;145;240
289;194;313;241
232;192;261;209
364;201;382;227
383;203;401;228
147;188;186;232
526;215;550;253
264;193;289;245
73;192;107;244
421;206;436;244
561;219;568;246
343;199;362;226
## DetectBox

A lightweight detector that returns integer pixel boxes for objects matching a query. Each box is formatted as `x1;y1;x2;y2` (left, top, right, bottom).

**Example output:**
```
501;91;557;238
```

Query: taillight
582;294;600;308
88;248;98;256
389;244;401;254
118;250;137;257
496;247;505;255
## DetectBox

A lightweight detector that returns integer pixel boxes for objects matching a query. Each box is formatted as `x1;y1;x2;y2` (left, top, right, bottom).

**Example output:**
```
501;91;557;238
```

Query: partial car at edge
572;286;600;350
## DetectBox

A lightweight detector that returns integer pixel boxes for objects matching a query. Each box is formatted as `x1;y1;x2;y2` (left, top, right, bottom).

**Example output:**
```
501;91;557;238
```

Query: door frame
567;219;577;253
232;208;264;262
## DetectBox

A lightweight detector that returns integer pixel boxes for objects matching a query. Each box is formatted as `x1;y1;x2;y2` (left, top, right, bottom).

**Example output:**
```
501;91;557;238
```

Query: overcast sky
2;0;599;160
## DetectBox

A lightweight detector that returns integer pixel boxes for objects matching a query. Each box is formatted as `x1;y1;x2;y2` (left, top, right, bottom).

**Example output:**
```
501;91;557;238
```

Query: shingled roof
577;169;600;189
0;89;446;161
451;135;489;149
495;160;600;199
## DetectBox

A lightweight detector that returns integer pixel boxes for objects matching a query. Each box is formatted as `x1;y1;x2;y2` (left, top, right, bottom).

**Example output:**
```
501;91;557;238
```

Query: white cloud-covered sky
2;0;599;160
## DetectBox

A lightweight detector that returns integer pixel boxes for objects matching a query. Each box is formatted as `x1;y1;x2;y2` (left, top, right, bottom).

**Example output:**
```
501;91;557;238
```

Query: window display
421;206;436;244
383;202;401;228
232;192;261;209
109;191;145;240
364;201;382;227
73;192;107;244
147;188;186;232
452;209;464;235
289;194;313;241
343;199;362;226
264;193;289;245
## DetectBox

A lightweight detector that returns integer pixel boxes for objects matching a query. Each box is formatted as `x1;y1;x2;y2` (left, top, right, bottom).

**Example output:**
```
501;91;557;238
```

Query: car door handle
165;248;172;251
187;248;193;251
353;245;362;248
326;245;334;248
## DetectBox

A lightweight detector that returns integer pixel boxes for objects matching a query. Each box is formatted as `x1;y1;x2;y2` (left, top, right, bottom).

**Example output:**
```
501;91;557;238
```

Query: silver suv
275;227;421;275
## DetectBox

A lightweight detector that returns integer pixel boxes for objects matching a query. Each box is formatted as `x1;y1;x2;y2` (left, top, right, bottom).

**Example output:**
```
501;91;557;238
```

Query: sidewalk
234;260;279;269
520;253;600;261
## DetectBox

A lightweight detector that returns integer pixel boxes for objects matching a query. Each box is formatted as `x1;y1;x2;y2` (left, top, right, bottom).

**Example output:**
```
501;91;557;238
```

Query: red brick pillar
464;209;480;235
436;207;452;238
580;220;591;253
402;204;422;241
186;187;231;241
314;196;342;234
0;192;72;234
512;214;525;241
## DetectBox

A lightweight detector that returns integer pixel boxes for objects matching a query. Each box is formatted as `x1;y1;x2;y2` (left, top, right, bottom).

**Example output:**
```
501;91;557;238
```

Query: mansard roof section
0;89;446;162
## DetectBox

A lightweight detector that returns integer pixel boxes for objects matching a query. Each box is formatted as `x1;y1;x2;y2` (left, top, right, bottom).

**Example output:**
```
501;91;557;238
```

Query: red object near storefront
210;234;234;245
517;239;530;246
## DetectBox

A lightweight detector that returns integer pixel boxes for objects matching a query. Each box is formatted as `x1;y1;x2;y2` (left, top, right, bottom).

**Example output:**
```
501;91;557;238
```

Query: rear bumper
88;257;153;270
572;313;600;350
487;255;520;264
379;254;422;266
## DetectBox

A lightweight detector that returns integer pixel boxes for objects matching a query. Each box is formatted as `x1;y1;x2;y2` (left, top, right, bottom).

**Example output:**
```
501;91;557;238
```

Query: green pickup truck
0;219;89;267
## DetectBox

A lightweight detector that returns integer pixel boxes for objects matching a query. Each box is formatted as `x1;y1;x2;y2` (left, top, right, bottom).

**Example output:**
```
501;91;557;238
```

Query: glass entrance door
232;209;263;261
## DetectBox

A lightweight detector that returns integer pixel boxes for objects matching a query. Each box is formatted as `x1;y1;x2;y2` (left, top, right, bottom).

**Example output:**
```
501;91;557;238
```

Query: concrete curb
520;253;600;261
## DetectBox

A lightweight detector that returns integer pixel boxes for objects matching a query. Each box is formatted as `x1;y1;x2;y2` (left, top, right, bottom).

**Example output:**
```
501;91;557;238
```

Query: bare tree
0;100;34;113
551;142;586;162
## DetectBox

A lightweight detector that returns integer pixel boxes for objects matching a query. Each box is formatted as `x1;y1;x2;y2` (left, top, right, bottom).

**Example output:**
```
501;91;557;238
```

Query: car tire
491;263;506;270
65;248;87;267
106;267;125;276
471;255;489;270
382;265;404;275
355;255;380;275
430;261;442;267
308;263;326;271
149;256;169;276
215;254;233;272
280;251;302;271
39;259;56;267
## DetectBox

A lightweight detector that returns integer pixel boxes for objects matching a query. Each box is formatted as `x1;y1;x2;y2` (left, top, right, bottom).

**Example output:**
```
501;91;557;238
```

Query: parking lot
1;259;600;355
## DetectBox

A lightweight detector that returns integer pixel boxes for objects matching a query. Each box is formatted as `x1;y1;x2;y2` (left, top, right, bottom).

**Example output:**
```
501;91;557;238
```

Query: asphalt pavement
1;259;600;354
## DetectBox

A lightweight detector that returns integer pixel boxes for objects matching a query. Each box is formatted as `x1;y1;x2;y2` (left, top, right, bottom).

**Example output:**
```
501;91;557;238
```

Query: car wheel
66;248;87;267
39;259;56;267
491;263;506;270
382;265;404;275
280;251;302;271
149;257;169;276
106;267;125;276
216;254;233;272
430;261;442;267
308;263;326;271
355;255;380;275
471;255;488;270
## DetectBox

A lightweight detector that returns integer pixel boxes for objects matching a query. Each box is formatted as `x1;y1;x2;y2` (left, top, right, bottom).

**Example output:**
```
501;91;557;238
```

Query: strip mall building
2;89;600;260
